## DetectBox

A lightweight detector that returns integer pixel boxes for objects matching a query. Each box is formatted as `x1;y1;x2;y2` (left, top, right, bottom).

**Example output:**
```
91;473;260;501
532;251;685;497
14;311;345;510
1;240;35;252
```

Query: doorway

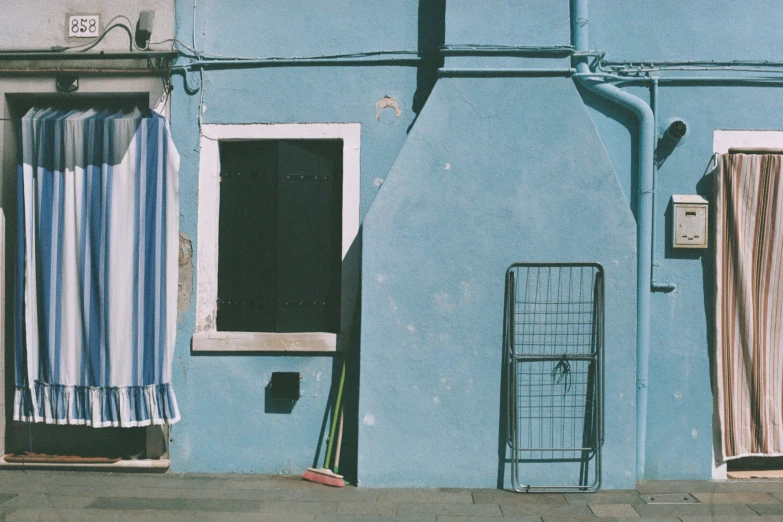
712;137;783;479
2;90;168;463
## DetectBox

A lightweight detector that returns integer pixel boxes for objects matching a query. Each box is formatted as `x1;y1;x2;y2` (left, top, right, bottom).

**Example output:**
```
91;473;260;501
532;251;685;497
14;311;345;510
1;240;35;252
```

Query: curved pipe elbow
575;67;653;126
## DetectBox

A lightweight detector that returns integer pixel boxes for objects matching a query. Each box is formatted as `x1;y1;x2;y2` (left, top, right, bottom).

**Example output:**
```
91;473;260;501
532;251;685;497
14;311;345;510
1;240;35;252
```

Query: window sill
192;331;337;352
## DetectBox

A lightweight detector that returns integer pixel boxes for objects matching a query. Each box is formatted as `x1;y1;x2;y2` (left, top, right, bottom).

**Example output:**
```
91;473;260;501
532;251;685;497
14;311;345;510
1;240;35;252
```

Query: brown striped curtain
716;153;783;460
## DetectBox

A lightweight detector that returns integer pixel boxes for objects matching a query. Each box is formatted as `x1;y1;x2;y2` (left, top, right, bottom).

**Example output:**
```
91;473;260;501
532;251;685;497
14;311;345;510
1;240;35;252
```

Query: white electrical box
672;195;709;249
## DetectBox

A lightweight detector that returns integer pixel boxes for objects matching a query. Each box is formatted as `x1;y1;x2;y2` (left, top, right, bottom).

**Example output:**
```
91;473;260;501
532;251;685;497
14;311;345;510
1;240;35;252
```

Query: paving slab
79;509;197;522
635;480;728;494
258;500;339;515
3;493;95;508
565;490;641;504
724;480;783;492
633;502;756;517
250;488;380;502
500;503;594;517
48;472;133;487
53;483;346;501
588;503;639;517
337;501;397;516
748;502;783;515
112;476;225;490
612;519;678;522
87;496;263;512
223;478;339;491
437;515;544;522
692;491;780;503
314;514;434;522
0;480;54;495
192;512;317;522
680;517;783;522
396;502;502;516
0;494;17;505
540;515;612;522
472;490;567;504
49;484;223;499
377;489;474;504
4;507;99;521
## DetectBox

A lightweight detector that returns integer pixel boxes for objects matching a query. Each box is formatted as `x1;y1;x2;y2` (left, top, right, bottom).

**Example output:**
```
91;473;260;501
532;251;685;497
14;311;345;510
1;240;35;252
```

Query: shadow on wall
696;164;721;470
575;84;640;220
309;230;362;484
496;272;511;488
663;155;714;263
408;0;445;134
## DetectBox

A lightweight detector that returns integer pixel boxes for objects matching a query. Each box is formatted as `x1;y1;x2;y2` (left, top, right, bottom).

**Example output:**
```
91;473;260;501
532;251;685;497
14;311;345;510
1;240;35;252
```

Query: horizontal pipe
729;148;783;154
658;76;783;84
438;67;575;78
514;354;596;361
0;68;167;76
517;447;595;451
574;72;783;84
440;44;574;57
0;52;177;61
173;57;429;70
603;60;783;67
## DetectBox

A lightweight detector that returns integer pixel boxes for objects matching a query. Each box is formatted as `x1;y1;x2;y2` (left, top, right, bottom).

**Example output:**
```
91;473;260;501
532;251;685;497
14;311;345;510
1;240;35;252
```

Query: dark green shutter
276;140;342;332
216;139;342;333
217;141;277;332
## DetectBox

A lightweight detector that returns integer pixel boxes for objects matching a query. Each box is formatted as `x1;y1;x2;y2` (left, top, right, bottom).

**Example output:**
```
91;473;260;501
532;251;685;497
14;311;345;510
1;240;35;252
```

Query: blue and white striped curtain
14;107;180;427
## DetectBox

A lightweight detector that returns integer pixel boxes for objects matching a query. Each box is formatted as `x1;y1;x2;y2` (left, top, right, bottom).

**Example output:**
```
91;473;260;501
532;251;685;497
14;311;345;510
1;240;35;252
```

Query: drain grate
643;493;699;504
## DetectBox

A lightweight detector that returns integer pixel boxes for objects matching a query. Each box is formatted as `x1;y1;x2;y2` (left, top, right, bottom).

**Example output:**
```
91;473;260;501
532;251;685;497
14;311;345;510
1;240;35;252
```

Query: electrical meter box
672;195;709;249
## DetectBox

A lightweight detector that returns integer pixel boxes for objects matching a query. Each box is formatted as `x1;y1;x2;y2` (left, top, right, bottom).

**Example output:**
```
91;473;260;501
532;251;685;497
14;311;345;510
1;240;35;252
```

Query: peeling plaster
177;232;194;324
376;96;402;120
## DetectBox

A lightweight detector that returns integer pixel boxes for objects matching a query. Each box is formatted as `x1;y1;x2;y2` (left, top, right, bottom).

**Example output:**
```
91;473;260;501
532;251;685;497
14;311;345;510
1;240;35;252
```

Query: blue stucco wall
583;83;783;479
169;0;422;474
589;0;783;62
359;76;637;488
445;0;570;47
583;0;783;480
168;0;783;485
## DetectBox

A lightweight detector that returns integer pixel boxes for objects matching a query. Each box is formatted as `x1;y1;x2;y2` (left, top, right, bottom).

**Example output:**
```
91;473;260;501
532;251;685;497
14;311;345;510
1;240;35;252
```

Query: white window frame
711;129;783;478
193;123;361;352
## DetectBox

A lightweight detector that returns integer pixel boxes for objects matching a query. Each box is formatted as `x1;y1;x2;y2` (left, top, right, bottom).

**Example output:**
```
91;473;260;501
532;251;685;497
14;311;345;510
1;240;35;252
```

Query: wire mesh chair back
505;263;604;492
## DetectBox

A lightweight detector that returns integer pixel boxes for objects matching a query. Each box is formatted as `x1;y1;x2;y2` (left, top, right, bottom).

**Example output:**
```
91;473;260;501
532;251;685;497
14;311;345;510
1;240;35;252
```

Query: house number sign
68;15;100;38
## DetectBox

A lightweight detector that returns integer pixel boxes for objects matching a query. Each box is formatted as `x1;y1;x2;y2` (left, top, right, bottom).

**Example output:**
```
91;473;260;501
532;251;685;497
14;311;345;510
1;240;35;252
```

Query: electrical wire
173;47;424;63
595;56;783;77
60;15;135;52
75;24;134;53
440;43;574;54
53;15;174;54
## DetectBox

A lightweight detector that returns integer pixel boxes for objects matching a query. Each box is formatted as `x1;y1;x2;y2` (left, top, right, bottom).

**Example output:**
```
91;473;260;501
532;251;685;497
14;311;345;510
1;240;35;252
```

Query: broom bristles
302;467;345;487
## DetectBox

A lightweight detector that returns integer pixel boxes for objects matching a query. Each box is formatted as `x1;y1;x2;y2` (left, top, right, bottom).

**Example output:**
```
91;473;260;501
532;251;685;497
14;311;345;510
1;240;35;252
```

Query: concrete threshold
0;456;169;472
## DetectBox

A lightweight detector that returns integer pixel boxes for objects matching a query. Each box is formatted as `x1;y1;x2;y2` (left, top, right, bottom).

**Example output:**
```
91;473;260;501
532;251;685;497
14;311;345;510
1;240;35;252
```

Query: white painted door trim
711;130;783;479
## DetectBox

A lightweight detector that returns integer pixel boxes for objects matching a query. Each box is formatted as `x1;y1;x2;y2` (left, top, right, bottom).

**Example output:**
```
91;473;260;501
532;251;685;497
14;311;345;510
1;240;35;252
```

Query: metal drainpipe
572;0;653;480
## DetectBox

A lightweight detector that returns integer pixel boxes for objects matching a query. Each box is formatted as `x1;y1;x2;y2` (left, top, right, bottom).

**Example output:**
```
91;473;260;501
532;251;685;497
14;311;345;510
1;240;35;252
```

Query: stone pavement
0;471;782;521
